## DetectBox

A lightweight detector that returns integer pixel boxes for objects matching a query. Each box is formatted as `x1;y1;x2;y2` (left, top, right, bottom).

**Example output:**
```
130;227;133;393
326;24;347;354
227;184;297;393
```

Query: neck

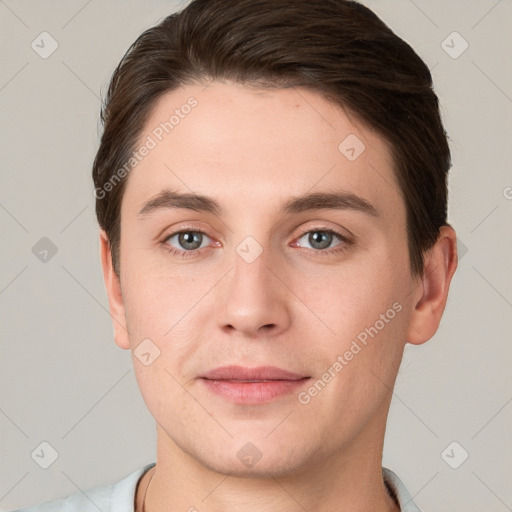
137;412;399;512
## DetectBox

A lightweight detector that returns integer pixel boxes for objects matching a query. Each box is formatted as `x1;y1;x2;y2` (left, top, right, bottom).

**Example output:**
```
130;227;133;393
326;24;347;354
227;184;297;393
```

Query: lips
200;365;307;381
199;365;310;404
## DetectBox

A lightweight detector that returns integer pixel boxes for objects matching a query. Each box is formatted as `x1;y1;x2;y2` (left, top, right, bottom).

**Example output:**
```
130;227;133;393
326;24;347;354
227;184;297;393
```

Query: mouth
199;365;311;404
200;365;307;381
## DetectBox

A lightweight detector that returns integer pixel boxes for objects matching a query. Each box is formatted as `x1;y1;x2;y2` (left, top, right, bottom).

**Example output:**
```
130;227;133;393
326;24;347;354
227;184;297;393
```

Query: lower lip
200;378;310;404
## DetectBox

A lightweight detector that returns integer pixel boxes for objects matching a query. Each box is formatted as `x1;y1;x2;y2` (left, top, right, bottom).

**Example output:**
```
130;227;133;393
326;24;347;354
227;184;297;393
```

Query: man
13;0;458;510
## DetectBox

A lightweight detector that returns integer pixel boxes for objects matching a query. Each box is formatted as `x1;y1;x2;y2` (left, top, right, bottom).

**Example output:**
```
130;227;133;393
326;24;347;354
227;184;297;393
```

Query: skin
99;80;458;512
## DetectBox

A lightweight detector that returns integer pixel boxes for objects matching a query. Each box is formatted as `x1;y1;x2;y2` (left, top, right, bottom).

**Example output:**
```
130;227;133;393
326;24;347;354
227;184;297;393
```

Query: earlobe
99;230;131;350
406;225;458;345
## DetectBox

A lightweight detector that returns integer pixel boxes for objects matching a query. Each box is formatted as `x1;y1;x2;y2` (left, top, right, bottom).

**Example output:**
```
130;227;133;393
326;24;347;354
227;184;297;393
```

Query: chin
190;438;317;480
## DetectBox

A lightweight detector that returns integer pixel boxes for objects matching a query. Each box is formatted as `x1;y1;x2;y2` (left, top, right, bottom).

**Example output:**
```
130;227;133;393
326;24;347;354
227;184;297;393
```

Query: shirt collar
383;467;422;511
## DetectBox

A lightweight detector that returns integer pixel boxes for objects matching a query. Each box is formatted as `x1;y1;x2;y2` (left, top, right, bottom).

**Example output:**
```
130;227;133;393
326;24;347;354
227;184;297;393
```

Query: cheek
120;256;205;342
303;254;411;403
302;298;407;431
120;265;218;400
302;257;407;340
131;362;198;438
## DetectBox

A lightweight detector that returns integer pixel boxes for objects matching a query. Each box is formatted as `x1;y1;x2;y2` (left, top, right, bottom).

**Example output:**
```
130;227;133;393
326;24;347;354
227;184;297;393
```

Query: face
108;80;422;477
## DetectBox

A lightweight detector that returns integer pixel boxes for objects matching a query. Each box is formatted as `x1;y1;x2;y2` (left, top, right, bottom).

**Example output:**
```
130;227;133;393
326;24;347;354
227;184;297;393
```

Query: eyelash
161;226;352;259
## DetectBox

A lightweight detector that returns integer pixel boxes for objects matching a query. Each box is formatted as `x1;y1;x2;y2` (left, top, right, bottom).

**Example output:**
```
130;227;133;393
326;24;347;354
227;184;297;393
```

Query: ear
406;225;458;345
99;230;130;350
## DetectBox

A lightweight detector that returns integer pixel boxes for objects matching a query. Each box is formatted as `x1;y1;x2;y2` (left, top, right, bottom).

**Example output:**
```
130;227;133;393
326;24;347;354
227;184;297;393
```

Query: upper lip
200;365;308;381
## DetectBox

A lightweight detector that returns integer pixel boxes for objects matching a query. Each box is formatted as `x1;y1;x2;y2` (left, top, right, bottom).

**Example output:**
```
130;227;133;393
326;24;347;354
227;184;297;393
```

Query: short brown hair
92;0;451;277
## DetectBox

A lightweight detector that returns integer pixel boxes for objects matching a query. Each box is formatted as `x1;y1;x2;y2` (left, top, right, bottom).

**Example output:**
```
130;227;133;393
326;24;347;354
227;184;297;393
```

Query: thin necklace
141;467;156;512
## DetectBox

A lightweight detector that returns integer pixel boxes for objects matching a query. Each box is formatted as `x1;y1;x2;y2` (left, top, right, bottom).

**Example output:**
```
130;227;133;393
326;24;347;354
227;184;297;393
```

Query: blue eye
295;228;350;254
162;230;212;257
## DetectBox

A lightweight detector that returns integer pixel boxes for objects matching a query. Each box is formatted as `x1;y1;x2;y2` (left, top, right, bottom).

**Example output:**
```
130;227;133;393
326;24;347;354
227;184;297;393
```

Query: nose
216;245;291;339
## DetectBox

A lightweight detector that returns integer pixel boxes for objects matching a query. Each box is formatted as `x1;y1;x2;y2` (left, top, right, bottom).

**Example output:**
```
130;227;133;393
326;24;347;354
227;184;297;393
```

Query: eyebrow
137;188;379;218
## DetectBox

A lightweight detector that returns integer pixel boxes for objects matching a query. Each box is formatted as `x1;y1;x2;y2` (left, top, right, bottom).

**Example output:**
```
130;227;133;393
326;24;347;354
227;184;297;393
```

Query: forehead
121;81;404;221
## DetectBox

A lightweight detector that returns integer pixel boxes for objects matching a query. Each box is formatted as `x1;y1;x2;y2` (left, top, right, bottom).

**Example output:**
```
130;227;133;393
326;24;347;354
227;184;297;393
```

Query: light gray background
1;0;511;510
